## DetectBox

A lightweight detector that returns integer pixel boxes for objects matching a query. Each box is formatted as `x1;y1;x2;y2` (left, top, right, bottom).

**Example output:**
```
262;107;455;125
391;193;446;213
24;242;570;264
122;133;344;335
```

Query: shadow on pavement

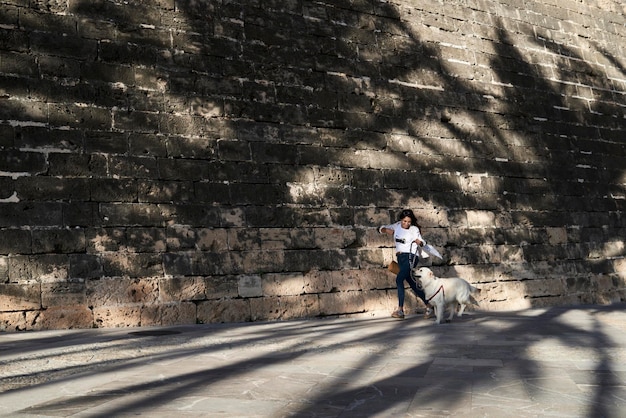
1;303;625;416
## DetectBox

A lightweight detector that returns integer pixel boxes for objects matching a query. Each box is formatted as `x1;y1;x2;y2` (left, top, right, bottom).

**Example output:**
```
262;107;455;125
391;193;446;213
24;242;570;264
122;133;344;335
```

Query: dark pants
395;252;426;307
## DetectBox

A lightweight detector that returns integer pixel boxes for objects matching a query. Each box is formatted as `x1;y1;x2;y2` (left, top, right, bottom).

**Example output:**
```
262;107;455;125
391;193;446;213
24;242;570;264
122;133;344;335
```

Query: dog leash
426;285;445;304
409;242;420;287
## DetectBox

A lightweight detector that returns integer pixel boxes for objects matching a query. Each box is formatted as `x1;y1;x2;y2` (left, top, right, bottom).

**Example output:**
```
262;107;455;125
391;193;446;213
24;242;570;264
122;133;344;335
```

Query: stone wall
0;0;625;331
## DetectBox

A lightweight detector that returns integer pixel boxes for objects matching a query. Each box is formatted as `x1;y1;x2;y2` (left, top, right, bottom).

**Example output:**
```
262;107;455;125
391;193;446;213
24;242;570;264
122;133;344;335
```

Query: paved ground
1;303;625;417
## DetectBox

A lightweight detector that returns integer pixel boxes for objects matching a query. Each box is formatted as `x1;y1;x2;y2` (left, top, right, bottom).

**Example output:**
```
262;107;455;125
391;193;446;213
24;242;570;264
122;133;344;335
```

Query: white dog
413;267;480;324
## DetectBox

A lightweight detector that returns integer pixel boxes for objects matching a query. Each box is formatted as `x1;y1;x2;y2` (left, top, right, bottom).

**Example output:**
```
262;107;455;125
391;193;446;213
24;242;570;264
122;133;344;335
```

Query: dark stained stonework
0;0;624;330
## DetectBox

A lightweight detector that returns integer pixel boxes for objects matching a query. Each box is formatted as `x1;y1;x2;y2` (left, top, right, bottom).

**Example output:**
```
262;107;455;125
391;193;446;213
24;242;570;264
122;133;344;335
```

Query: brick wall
0;0;624;331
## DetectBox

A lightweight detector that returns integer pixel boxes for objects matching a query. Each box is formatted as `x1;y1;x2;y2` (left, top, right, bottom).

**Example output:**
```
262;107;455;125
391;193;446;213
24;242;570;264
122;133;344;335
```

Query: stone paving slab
0;303;625;417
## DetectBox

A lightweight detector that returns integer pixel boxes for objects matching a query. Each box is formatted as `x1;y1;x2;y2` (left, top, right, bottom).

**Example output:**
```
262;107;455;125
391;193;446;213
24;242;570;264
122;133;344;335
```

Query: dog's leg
447;304;455;322
434;303;443;324
458;303;466;317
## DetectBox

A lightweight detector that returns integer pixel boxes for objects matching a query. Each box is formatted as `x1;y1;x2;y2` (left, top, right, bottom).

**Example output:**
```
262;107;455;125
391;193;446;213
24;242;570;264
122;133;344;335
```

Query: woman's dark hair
398;209;420;229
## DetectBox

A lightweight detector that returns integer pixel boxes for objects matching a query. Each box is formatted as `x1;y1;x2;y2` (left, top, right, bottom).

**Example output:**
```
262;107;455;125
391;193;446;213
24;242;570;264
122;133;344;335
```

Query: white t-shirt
384;222;423;254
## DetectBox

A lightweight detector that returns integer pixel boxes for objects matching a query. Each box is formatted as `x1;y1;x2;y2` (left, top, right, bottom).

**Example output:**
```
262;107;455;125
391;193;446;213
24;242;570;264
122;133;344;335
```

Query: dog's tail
469;285;481;306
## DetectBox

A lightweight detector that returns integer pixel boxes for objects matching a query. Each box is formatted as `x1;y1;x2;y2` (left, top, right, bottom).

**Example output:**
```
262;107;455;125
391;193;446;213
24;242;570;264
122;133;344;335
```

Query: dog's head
412;267;435;287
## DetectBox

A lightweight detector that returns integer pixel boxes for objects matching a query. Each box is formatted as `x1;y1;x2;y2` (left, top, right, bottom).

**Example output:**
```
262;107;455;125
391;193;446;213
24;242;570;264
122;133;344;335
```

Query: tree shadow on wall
0;0;625;357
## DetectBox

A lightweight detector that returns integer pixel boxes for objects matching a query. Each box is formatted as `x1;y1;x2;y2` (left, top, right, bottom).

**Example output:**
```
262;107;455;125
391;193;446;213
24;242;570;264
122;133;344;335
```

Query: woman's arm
413;227;425;246
378;225;394;235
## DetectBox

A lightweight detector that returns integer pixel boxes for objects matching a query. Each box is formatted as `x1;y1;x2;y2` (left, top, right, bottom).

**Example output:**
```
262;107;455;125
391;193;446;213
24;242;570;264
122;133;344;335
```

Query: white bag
420;243;443;260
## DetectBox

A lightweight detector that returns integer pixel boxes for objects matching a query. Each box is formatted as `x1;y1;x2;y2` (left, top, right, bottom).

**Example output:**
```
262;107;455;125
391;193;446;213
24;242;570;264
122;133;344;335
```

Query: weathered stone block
191;251;235;275
9;254;69;283
41;281;85;308
257;228;292;250
197;298;251;323
0;256;7;281
87;277;158;306
250;294;318;321
361;289;397;315
34;306;94;330
319;290;365;316
101;252;163;277
262;272;305;296
32;228;86;254
93;305;141;328
163;252;192;276
546;227;568;245
314;228;358;250
0;311;30;332
236;250;285;274
159;276;206;302
90;179;138;203
226;228;262;251
238;274;262;297
303;270;333;294
99;203;166;227
0;229;31;255
204;276;239;299
524;278;567;297
0;283;40;311
359;268;394;291
140;302;196;326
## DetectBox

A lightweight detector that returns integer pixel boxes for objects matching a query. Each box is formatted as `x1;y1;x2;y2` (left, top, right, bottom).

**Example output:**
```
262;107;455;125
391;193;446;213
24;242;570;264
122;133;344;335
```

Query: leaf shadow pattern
0;0;624;329
0;304;624;416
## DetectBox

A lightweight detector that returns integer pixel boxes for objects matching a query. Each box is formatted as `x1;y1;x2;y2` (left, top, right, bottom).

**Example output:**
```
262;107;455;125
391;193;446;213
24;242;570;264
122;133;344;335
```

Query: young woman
379;209;433;319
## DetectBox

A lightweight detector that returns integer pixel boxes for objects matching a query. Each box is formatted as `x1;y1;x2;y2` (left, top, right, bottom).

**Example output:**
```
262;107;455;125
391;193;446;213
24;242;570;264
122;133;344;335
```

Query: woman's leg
406;273;426;304
396;272;406;307
395;253;411;308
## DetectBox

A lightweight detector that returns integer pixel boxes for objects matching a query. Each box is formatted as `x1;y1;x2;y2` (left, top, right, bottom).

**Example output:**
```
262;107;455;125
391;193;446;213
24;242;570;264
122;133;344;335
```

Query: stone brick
250;294;319;321
238;274;262;297
41;281;86;308
101;151;153;178
0;229;31;255
99;203;166;227
69;254;102;279
197;298;251;323
0;283;40;311
15;177;90;202
360;289;397;315
262;272;306;296
129;133;167;157
48;103;112;130
140;302;197;326
359;268;394;291
93;305;141;328
204;276;239;299
257;228;295;250
101;253;163;278
191;251;235;275
0;150;47;175
159;276;206;302
32;306;94;330
0;256;7;281
314;228;359;250
234;250;285;274
157;158;211;181
87;277;159;306
32;228;86;254
9;254;69;283
0;311;32;332
319;290;366;316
